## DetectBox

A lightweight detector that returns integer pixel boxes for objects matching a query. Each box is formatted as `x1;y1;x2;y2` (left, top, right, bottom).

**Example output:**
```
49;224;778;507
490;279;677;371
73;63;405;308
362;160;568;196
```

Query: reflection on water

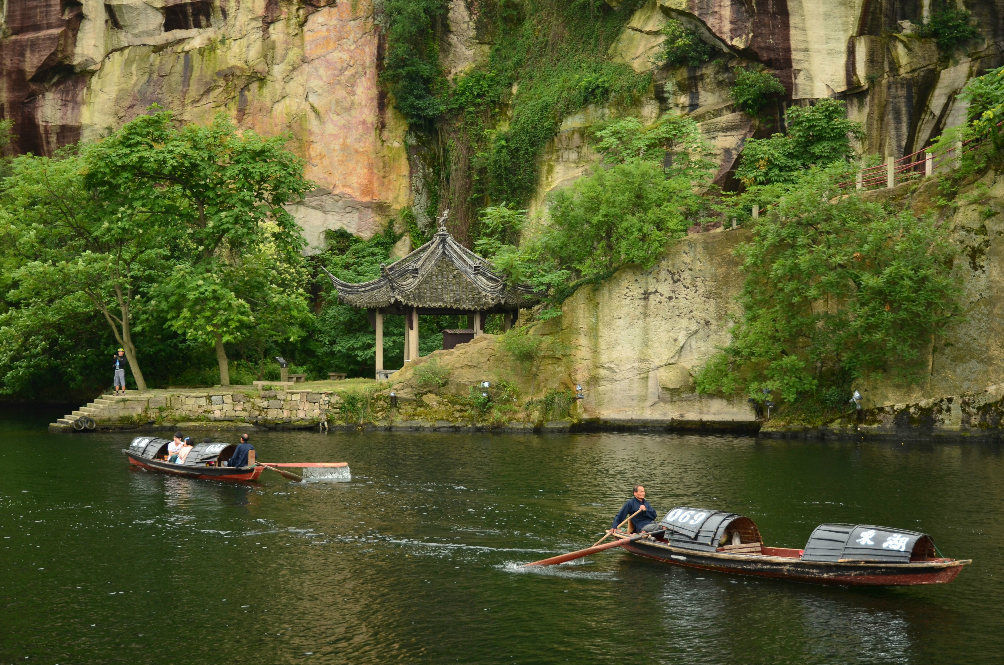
0;409;999;664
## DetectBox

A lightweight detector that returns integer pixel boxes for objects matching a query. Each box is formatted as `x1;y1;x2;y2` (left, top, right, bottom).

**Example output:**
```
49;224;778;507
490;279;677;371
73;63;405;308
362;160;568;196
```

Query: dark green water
0;407;1000;664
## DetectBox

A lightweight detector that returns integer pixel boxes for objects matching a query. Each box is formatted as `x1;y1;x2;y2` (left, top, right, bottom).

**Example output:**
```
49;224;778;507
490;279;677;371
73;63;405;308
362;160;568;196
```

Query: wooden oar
524;529;665;567
256;463;348;468
591;508;644;548
257;463;303;482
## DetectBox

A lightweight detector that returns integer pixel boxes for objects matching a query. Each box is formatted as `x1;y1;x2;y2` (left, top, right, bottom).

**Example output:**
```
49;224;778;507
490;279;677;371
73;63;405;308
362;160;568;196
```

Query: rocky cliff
3;1;1001;246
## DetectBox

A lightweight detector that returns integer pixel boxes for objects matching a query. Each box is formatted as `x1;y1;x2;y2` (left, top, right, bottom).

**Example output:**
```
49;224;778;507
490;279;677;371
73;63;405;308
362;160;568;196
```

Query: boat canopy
802;524;936;563
658;507;762;552
129;436;168;459
128;436;235;467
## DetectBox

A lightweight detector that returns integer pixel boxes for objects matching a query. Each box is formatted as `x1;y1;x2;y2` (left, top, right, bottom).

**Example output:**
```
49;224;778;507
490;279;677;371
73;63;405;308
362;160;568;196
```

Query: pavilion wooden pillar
473;312;484;337
374;309;383;374
410;307;420;359
503;312;512;331
403;310;411;362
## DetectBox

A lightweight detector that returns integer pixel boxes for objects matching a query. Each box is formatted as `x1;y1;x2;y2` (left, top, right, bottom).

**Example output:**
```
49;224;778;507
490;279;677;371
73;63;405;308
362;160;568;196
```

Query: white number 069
666;509;707;525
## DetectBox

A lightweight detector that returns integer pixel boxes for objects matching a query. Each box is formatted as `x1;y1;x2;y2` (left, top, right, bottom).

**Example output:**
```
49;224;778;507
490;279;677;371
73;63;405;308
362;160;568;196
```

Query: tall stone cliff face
579;0;1004;190
2;1;1000;246
0;0;410;251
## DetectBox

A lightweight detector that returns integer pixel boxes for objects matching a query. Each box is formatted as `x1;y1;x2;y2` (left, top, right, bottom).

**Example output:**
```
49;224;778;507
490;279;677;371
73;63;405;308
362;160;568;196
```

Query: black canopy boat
123;436;264;482
608;507;969;586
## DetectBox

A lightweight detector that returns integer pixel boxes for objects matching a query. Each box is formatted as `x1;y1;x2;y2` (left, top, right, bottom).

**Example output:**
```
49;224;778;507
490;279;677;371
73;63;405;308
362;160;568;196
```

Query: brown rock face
0;0;84;155
0;0;409;251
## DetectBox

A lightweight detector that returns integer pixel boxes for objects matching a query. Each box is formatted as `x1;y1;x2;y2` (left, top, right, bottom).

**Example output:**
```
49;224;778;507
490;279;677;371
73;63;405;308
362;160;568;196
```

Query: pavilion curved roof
322;219;541;311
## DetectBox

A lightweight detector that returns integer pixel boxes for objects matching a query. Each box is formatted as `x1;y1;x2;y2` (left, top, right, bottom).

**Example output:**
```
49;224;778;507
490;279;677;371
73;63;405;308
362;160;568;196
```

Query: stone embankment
760;383;1004;442
49;380;586;434
50;386;342;432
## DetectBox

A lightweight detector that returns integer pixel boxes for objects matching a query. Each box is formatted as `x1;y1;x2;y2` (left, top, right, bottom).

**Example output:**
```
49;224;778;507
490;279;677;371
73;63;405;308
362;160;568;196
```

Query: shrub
528;388;575;421
730;68;786;115
931;65;1004;177
413;358;450;392
658;19;714;68
919;9;980;51
338;390;369;423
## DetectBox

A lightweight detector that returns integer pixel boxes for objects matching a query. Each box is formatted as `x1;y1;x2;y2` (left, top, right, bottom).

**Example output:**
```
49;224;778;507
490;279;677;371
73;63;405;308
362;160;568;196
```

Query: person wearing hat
112;348;128;396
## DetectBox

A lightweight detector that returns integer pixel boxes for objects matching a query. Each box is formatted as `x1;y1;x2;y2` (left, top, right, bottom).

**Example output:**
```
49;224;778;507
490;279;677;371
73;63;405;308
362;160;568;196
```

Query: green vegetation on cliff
735;100;863;187
658;18;715;68
476;114;714;315
729;67;786;116
697;166;961;416
919;8;980;51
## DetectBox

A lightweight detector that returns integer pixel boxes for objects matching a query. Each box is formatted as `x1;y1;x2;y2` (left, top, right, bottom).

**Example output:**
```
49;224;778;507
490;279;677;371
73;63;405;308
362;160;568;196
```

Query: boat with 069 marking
613;507;969;586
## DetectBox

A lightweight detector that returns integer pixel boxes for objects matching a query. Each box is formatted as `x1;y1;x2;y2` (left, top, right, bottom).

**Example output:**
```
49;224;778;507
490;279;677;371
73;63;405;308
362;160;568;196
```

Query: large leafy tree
85;110;314;386
0;149;166;391
697;166;960;411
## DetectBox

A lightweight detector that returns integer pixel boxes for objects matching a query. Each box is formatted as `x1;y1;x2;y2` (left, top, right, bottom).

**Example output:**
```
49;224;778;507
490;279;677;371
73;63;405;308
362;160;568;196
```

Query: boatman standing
610;485;657;534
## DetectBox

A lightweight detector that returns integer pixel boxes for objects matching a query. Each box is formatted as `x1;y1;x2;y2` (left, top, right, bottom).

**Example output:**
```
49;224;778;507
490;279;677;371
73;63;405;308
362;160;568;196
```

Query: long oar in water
257;463;303;482
256;462;351;482
524;529;665;568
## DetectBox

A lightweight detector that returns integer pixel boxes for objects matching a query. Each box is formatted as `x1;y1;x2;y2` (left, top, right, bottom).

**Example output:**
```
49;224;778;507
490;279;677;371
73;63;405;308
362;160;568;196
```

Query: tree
697;166;960;411
0;149;166;391
735;99;863;186
85;110;314;386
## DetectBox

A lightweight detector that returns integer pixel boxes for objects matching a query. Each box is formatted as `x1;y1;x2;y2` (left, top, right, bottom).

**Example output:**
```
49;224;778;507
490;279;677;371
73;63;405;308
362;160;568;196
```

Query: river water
0;407;999;664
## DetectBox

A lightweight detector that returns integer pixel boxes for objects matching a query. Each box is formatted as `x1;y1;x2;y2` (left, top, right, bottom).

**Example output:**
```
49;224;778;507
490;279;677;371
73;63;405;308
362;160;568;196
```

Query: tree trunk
121;344;147;393
215;332;230;386
117;303;147;392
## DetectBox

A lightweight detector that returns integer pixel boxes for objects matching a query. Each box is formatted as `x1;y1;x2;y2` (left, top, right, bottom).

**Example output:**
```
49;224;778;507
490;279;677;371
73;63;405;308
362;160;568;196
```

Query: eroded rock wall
1;0;410;250
535;0;1003;205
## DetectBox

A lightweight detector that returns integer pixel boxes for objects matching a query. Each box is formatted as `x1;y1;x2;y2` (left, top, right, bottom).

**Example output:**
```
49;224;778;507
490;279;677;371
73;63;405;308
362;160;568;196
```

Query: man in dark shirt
610;485;657;533
112;348;128;396
227;433;255;468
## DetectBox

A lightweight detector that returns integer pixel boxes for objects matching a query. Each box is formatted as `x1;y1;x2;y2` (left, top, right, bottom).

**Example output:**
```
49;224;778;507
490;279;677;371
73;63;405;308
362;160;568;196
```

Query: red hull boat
123;436;263;482
611;508;970;587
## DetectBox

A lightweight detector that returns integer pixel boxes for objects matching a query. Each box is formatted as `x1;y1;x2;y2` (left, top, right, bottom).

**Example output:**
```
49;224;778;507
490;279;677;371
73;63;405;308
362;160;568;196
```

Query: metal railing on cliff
689;123;1001;234
837;120;1003;192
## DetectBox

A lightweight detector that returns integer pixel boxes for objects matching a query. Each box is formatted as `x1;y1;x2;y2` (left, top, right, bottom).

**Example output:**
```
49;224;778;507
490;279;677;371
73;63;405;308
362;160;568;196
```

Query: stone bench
252;381;295;390
328;372;347;381
288;373;307;383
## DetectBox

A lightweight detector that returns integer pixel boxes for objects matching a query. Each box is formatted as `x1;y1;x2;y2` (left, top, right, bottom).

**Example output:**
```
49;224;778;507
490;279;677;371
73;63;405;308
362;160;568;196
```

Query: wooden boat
123;436;263;482
612;507;970;586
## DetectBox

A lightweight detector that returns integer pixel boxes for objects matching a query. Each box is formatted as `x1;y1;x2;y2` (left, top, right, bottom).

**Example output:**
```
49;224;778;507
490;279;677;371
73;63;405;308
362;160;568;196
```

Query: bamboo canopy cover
322;213;540;312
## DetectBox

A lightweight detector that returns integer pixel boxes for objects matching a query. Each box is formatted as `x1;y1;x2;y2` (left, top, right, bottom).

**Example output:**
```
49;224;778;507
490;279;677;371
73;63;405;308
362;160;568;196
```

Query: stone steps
51;394;139;430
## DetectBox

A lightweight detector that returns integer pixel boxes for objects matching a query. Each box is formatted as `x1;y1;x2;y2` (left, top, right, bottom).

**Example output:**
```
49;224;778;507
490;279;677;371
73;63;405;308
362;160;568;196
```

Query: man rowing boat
610;485;657;534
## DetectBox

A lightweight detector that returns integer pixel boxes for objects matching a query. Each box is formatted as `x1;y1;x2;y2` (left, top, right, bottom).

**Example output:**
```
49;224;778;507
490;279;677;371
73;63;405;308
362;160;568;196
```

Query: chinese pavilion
322;212;540;379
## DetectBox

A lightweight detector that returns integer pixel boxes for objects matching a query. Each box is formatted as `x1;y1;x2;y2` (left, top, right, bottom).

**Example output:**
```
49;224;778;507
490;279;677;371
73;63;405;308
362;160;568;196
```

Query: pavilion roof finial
437;209;449;233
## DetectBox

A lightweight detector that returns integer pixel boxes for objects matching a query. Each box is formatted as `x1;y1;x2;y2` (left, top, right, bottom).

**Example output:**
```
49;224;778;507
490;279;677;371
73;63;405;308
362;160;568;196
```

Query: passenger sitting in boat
225;434;255;468
174;437;194;465
167;432;185;463
610;485;657;533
